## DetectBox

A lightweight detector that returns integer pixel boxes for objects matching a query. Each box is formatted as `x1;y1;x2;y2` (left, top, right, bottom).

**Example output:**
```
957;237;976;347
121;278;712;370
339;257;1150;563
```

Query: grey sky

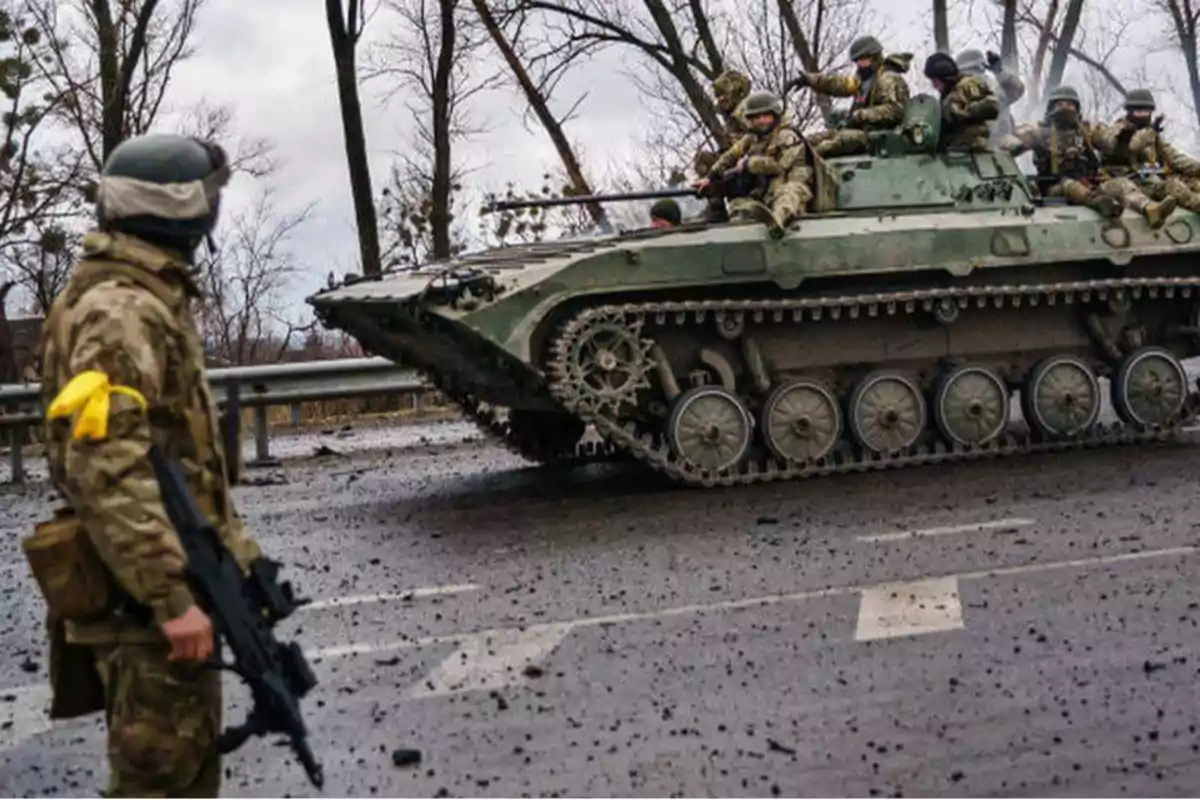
160;0;1196;315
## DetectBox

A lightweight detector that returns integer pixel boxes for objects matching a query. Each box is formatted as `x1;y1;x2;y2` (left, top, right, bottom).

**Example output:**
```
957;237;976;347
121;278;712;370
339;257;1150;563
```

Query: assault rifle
147;444;324;789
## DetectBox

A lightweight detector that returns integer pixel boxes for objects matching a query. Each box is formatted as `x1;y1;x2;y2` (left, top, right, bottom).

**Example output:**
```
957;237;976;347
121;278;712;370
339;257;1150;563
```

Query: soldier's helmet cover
96;133;231;249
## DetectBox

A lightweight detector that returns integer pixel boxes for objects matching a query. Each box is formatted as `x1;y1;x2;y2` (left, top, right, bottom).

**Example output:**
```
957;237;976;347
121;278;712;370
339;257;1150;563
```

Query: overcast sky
156;0;1195;316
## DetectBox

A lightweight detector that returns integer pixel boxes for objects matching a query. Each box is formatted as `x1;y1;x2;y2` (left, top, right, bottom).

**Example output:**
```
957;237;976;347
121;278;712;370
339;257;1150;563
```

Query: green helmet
742;90;783;118
1125;88;1156;110
649;198;681;226
955;48;985;73
1045;84;1081;110
96;133;230;254
848;35;883;61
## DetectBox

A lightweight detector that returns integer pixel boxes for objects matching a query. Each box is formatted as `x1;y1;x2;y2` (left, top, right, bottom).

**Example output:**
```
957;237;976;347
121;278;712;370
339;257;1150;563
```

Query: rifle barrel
486;188;696;212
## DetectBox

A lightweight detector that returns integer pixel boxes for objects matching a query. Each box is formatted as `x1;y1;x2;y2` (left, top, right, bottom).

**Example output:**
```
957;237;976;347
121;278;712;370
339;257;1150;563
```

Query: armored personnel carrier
308;95;1200;487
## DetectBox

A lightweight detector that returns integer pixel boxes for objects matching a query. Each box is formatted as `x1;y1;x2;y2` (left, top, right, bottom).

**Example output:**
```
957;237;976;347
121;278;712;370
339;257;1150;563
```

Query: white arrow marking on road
406;623;572;698
0;683;54;752
301;583;479;611
857;517;1035;543
854;577;964;641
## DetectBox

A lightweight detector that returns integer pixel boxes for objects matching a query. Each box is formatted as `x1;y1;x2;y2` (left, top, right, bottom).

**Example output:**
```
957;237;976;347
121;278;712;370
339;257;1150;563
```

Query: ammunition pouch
22;507;112;719
22;507;115;622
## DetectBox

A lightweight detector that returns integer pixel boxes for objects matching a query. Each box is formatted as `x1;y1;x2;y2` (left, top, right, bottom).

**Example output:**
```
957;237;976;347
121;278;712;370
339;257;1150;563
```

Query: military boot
1142;195;1178;228
1086;193;1122;219
741;199;786;238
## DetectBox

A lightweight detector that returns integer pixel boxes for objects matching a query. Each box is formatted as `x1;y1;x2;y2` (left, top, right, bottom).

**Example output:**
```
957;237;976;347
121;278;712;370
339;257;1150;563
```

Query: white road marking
307;544;1200;660
854;577;964;641
301;583;479;611
0;683;54;752
857;517;1035;543
1183;424;1200;434
407;623;571;698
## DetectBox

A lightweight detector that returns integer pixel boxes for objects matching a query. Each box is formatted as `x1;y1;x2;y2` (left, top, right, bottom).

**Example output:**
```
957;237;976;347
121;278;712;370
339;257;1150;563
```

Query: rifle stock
147;444;324;789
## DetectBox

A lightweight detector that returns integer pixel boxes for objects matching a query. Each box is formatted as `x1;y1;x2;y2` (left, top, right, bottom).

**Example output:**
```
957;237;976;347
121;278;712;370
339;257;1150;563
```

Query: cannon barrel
485;187;697;213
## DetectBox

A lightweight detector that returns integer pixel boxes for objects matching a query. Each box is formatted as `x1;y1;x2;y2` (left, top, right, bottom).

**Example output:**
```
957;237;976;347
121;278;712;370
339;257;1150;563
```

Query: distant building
8;317;43;381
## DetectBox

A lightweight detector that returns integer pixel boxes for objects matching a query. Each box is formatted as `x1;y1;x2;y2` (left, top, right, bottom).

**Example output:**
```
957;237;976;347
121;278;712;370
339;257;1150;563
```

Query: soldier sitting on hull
1097;89;1200;213
924;52;1000;151
692;91;815;239
785;35;912;158
694;69;753;224
955;47;1024;140
998;85;1177;228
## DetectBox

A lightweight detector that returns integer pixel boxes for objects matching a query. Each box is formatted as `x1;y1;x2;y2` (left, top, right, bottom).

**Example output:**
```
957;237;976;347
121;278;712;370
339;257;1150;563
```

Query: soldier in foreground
954;47;1025;139
785;35;912;158
693;90;814;238
923;51;1000;151
1098;89;1200;213
694;69;754;223
999;85;1177;228
34;133;265;796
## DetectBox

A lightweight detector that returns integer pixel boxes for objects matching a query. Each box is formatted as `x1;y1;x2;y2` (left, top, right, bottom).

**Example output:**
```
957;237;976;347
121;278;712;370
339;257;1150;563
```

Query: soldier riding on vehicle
999;85;1177;228
784;35;912;158
924;51;1000;151
693;90;815;238
954;47;1025;140
1097;88;1200;213
695;69;754;223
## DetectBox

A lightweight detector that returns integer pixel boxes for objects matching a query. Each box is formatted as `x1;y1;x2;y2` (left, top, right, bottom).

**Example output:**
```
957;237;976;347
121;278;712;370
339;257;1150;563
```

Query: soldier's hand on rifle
784;73;808;93
692;177;712;193
162;604;215;662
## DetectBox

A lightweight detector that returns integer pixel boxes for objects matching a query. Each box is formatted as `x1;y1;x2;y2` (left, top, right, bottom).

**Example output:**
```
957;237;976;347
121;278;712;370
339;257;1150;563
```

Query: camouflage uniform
999;85;1177;228
791;37;912;158
924;52;1000;151
706;91;813;237
36;135;261;797
1097;89;1200;212
955;48;1025;140
693;69;752;177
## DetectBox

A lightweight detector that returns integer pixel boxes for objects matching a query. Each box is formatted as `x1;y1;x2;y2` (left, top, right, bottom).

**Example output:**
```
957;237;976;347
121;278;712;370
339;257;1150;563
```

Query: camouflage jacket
709;126;812;189
939;75;1001;151
999;121;1106;182
1095;119;1200;180
800;53;912;130
40;230;262;644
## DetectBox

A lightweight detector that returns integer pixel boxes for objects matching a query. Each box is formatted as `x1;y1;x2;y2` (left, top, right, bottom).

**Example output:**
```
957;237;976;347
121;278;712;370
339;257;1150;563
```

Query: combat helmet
1045;84;1081;111
1124;88;1156;110
924;52;959;81
848;35;883;61
742;90;784;119
955;48;986;74
95;133;230;257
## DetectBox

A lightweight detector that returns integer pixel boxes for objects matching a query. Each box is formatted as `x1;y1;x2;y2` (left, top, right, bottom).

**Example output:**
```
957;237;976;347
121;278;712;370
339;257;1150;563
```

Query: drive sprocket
559;312;656;414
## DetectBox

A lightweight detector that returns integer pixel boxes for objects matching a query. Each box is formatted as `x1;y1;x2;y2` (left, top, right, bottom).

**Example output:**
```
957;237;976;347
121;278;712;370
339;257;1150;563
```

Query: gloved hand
985;50;1002;72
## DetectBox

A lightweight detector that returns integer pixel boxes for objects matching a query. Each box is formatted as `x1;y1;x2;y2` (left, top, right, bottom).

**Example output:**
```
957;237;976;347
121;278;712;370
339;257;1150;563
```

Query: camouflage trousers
764;172;814;226
1049;177;1177;227
1143;176;1200;212
807;128;870;158
93;642;222;797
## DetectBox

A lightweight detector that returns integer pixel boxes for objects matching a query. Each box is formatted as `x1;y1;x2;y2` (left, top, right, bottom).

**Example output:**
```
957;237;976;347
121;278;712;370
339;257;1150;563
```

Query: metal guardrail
0;357;427;484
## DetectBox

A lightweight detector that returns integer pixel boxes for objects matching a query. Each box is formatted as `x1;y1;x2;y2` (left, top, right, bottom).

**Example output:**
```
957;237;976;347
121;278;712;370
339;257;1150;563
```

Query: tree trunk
642;0;725;143
1029;0;1059;105
1163;0;1200;128
472;0;608;229
430;0;456;259
89;0;159;163
777;0;833;124
0;282;16;384
932;0;949;52
325;0;383;276
1044;0;1083;94
1000;0;1018;65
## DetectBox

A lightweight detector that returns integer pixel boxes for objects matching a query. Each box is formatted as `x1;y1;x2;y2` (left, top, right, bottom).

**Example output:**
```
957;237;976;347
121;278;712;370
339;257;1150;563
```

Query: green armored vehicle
308;94;1200;487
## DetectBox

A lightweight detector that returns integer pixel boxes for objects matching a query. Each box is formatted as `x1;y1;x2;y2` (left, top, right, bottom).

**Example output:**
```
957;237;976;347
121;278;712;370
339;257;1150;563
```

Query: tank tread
544;276;1200;487
418;362;622;465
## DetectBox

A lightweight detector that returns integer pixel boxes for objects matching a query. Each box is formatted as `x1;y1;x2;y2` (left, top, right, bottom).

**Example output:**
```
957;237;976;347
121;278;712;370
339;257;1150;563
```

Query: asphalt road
3;418;1200;797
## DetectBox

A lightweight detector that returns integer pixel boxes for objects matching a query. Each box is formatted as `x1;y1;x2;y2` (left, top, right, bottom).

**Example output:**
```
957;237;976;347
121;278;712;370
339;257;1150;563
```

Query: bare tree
473;0;609;228
933;0;950;51
369;0;502;263
325;0;382;276
1154;0;1200;127
197;190;316;365
175;100;276;178
26;0;207;171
